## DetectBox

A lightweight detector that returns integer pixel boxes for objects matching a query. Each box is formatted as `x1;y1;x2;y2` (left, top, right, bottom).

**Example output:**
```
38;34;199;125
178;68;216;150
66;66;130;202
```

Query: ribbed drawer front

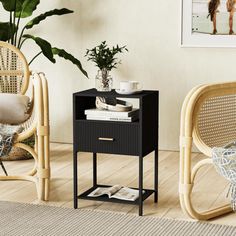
74;121;139;156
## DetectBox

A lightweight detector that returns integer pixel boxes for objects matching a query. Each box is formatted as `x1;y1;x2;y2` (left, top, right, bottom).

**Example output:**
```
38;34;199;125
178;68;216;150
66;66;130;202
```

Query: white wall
2;0;236;150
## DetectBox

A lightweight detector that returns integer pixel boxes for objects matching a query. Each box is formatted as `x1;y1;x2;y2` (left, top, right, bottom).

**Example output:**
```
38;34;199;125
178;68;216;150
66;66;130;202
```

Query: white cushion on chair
0;93;30;124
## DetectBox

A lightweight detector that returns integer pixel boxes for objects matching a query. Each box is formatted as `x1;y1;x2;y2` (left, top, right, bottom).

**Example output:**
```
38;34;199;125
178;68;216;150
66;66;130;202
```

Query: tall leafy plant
0;0;87;77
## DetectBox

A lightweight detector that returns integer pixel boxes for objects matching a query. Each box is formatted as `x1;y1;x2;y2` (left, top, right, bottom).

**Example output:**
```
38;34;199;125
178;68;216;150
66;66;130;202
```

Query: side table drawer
74;121;139;156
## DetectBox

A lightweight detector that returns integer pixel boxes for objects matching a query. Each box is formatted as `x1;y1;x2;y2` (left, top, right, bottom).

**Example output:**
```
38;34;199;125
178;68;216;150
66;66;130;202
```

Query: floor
0;143;235;226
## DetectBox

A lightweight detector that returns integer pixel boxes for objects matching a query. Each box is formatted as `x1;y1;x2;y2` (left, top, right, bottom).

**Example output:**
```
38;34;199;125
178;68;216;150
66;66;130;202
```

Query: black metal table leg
155;91;159;203
0;161;8;176
139;156;143;216
93;153;97;187
154;150;158;203
73;151;78;209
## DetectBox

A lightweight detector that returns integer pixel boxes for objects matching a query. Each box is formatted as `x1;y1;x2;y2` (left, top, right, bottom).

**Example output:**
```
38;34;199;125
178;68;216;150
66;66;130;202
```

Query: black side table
73;89;159;216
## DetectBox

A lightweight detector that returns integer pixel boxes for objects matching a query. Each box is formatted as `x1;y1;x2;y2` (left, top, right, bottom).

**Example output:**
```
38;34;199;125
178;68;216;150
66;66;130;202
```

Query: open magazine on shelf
88;185;145;201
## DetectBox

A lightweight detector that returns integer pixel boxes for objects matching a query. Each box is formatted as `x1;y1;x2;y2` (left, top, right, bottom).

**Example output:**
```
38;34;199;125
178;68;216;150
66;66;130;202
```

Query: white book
85;108;139;118
88;185;144;201
86;115;137;122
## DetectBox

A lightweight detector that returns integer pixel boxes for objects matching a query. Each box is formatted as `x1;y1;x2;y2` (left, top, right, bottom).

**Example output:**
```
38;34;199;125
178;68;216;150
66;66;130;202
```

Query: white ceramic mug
120;81;141;92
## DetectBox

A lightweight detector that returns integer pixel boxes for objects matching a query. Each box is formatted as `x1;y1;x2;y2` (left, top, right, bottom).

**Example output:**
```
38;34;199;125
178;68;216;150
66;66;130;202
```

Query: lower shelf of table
77;184;155;205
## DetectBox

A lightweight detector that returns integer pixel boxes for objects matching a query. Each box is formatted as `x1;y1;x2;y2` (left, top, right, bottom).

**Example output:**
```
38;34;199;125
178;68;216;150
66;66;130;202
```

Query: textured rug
0;201;235;236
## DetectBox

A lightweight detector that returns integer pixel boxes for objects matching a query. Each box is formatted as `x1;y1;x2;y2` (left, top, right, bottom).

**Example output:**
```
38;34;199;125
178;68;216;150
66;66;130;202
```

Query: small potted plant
85;41;128;91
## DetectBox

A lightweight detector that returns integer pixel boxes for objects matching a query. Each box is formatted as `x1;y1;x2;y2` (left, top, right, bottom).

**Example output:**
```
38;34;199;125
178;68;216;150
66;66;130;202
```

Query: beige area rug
0;201;235;236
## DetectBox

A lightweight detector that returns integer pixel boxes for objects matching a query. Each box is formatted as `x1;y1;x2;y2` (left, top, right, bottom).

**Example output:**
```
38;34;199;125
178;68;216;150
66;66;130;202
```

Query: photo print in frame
181;0;236;47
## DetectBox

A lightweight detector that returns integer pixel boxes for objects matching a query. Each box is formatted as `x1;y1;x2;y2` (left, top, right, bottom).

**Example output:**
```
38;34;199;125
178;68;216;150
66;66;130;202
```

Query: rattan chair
179;82;236;220
0;41;50;201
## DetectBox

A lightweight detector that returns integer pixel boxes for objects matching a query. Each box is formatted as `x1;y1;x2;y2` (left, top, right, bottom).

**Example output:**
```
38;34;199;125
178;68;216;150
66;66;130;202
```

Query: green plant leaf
23;34;56;63
15;0;40;18
0;0;20;11
0;0;39;15
0;22;17;41
52;47;88;78
25;8;73;29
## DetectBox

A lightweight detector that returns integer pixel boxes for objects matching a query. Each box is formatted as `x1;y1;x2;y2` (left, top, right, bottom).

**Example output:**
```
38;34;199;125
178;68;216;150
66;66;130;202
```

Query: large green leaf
25;8;73;29
0;22;17;41
52;47;88;78
23;34;55;63
15;0;40;18
0;0;20;11
0;0;39;15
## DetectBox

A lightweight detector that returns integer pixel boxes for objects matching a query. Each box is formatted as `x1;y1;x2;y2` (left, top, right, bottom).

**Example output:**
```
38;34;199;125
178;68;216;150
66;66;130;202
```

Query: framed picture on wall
181;0;236;47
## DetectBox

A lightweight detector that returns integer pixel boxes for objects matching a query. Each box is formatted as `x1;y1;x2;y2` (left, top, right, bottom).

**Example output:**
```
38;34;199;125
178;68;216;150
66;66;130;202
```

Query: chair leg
43;135;50;201
38;179;44;201
0;161;8;176
44;178;50;201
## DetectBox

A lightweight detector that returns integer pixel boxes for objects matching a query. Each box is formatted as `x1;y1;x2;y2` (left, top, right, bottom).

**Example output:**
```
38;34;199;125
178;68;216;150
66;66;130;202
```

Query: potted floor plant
85;41;128;91
0;0;88;77
0;0;88;161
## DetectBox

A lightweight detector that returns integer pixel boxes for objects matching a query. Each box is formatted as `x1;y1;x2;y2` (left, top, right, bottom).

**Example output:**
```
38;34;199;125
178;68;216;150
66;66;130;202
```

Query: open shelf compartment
78;184;155;205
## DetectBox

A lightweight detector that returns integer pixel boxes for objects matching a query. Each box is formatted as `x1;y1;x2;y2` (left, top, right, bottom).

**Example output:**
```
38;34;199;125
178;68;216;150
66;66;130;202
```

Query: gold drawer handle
98;137;114;141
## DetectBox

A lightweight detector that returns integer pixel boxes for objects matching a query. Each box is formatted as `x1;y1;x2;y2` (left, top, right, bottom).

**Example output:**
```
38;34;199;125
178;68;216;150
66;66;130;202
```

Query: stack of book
85;108;139;122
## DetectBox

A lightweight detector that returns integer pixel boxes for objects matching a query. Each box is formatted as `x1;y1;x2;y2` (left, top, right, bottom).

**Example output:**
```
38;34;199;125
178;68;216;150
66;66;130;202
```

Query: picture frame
181;0;236;48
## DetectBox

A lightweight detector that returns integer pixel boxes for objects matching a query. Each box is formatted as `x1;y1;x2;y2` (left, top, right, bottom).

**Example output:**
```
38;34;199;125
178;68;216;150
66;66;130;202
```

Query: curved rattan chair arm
15;121;37;142
15;72;46;142
179;84;206;216
15;102;37;143
179;81;236;220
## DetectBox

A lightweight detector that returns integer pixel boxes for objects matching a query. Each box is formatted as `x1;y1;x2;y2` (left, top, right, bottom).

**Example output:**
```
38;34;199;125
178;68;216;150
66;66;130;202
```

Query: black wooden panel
74;96;96;120
74;89;155;99
74;120;139;156
140;92;158;157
